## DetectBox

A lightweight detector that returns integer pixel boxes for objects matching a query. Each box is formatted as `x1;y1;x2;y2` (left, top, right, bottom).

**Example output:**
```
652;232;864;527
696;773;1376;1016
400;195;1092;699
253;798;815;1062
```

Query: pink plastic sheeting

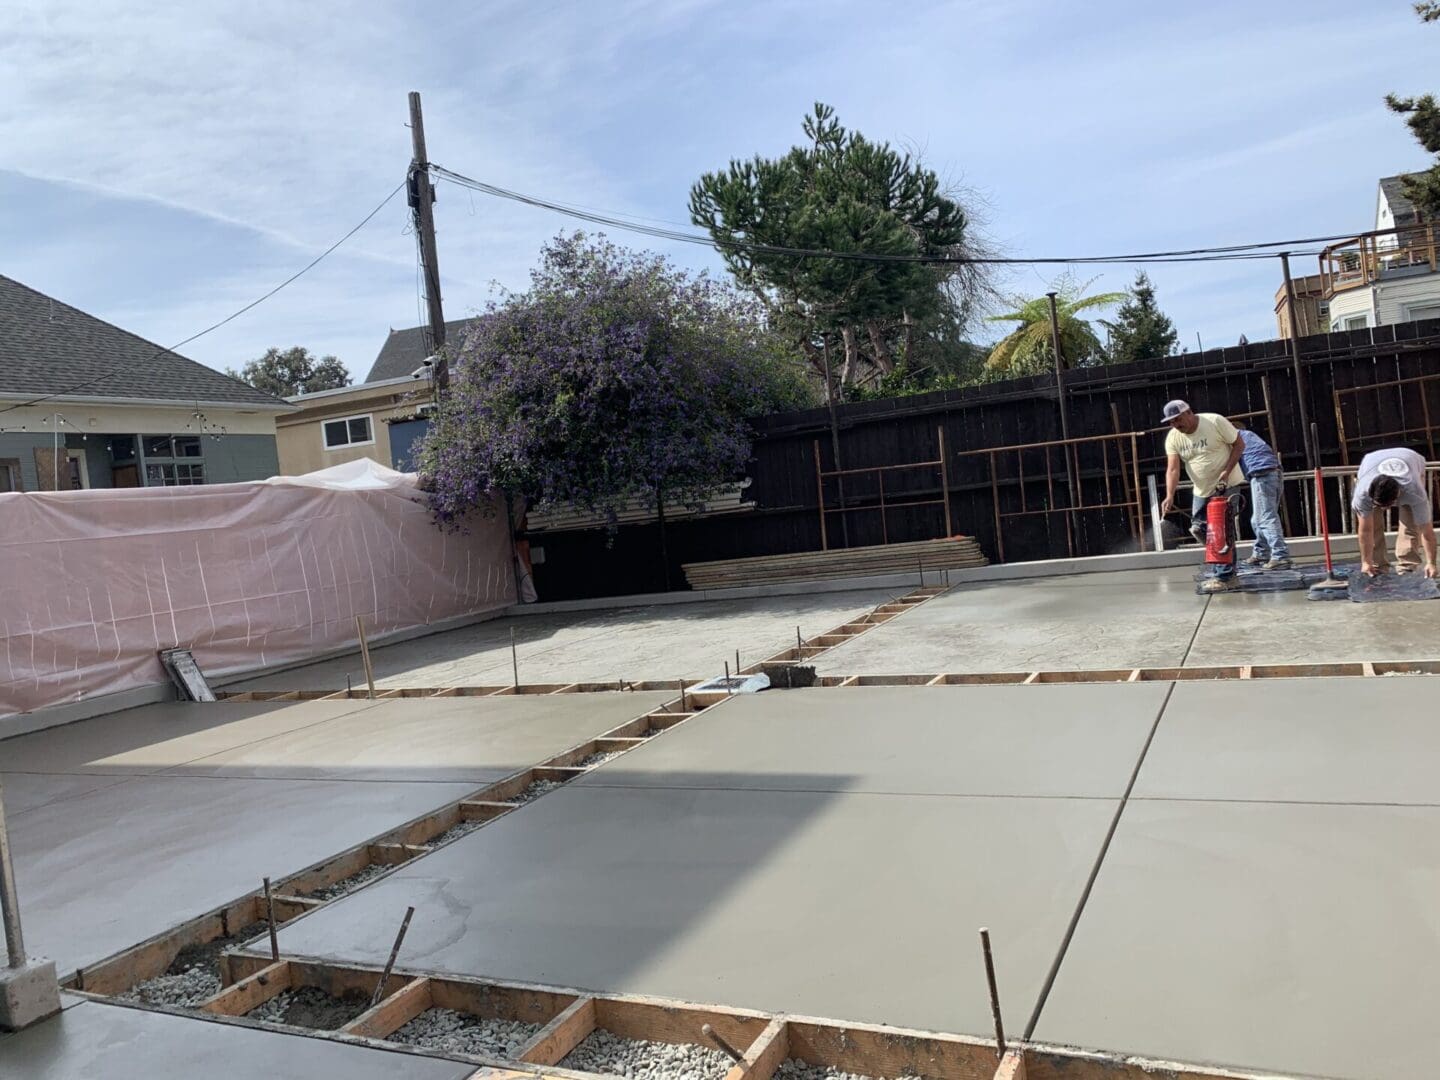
0;467;514;719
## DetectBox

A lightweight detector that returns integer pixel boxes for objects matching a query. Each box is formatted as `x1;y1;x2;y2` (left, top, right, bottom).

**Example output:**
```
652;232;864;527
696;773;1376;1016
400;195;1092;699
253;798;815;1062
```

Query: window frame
0;457;21;493
322;413;375;451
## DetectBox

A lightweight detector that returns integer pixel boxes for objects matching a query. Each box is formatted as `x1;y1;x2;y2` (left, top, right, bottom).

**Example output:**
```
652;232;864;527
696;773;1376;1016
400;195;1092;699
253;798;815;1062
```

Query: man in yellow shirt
1157;400;1246;550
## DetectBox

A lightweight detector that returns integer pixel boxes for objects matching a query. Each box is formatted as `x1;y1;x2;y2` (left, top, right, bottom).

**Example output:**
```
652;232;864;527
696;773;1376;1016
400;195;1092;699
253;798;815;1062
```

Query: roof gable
0;275;288;409
365;318;479;382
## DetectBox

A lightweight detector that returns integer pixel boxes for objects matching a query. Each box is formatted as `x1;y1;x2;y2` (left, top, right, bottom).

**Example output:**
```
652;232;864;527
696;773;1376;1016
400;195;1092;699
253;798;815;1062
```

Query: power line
430;163;1345;267
1;177;408;417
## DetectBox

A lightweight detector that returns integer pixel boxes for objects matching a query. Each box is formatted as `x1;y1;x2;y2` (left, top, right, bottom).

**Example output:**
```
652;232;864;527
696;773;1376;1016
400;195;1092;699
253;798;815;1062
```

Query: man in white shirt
1351;447;1437;578
1157;400;1245;546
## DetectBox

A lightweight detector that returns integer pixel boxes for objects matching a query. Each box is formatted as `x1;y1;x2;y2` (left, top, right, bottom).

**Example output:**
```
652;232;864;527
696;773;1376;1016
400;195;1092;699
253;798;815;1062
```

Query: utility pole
1046;292;1080;532
408;91;448;392
1280;253;1316;469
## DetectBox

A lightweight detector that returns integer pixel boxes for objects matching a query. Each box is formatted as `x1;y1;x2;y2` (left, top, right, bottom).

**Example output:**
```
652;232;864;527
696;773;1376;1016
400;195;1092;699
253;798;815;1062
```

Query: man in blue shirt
1232;421;1290;569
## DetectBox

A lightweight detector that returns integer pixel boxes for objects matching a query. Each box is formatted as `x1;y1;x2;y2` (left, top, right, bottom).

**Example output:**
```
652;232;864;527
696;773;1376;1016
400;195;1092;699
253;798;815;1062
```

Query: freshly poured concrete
3;693;664;975
1034;799;1440;1078
232;589;894;691
813;569;1205;674
1133;677;1440;804
264;691;1139;1035
0;996;474;1079
582;684;1167;797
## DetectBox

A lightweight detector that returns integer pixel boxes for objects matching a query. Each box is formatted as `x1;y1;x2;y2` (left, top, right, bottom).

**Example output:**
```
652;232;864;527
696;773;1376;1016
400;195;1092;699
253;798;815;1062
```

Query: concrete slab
170;692;670;783
1;771;132;815
1034;798;1440;1079
0;700;374;776
12;773;478;976
813;570;1205;675
1185;585;1440;667
1134;677;1440;805
0;997;474;1079
581;684;1167;798
232;589;896;691
267;782;1119;1037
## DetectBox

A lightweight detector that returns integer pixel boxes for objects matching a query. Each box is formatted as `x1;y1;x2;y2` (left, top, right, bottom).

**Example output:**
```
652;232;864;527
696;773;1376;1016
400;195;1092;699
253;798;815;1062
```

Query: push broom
1307;466;1348;600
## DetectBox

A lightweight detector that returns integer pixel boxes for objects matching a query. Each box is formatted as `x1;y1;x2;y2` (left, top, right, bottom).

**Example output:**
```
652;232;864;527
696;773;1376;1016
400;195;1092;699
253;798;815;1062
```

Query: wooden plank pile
683;537;987;589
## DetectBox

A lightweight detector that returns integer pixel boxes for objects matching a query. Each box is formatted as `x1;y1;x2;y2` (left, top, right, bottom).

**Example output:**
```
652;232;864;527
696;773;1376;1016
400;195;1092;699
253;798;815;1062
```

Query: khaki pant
1363;504;1425;573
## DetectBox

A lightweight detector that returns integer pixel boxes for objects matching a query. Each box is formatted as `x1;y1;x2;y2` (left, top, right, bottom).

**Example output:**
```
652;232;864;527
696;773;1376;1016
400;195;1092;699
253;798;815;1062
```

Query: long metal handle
0;779;26;967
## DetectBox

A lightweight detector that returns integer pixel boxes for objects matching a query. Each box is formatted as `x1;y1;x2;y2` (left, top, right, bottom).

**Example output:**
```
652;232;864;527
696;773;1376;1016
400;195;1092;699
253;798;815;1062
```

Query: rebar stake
263;877;279;962
980;927;1006;1055
701;1023;746;1064
511;627;519;688
371;905;416;1008
724;661;732;694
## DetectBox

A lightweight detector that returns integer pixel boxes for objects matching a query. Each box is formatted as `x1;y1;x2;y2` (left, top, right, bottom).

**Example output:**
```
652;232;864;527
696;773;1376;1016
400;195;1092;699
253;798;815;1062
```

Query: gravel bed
511;778;564;804
304;862;390;900
577;750;624;768
559;1029;733;1079
249;985;370;1029
773;1061;922;1080
390;1007;542;1057
430;818;484;846
117;922;269;1009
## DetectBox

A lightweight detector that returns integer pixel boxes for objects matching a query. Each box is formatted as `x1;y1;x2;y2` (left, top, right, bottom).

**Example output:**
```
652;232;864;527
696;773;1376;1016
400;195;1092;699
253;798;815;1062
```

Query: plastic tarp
0;462;514;719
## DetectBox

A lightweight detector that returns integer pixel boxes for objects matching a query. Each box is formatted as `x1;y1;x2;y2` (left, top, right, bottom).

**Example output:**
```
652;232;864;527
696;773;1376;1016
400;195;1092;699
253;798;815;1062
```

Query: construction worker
1351;447;1438;578
1157;400;1245;557
1232;420;1290;569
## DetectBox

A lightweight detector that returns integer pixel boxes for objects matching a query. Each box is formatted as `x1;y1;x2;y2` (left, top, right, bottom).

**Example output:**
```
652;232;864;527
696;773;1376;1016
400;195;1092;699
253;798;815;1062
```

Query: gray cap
1161;399;1191;423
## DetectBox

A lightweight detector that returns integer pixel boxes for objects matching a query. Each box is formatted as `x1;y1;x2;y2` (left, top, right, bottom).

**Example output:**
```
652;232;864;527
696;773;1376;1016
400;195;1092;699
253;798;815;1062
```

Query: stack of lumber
683;536;987;589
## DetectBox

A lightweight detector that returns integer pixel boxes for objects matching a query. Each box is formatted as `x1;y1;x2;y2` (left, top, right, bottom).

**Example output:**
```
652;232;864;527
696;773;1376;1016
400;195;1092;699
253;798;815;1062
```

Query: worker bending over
1352;447;1438;579
1158;400;1245;548
1232;420;1290;569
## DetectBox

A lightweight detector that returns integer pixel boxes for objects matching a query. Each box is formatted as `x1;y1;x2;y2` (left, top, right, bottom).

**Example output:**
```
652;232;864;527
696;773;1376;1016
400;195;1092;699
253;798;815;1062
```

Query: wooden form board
817;659;1440;687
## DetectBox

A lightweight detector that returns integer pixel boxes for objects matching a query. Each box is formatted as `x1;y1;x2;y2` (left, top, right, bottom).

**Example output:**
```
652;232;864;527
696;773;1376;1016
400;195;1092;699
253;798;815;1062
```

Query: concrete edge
506;572;926;615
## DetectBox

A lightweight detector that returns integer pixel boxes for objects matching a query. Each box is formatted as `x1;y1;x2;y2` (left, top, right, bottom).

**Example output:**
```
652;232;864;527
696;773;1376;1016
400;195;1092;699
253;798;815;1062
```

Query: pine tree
1102;272;1179;365
1387;2;1440;216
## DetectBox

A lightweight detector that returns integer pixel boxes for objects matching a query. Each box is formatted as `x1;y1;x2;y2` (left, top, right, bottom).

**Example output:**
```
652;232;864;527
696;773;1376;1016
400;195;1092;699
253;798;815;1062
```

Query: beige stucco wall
276;382;427;476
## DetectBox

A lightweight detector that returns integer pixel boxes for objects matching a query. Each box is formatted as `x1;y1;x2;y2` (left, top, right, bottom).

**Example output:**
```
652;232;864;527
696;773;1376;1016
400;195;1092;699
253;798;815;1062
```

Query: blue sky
1;0;1434;381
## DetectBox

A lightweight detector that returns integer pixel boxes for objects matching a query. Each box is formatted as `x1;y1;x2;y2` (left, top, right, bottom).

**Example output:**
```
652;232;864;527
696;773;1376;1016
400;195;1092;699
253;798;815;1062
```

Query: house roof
0;274;290;409
1380;174;1420;223
365;318;479;382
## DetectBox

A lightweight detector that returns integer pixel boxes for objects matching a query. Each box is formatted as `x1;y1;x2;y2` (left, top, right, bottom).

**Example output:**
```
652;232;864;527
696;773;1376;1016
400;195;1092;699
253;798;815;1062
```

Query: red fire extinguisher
1203;486;1237;571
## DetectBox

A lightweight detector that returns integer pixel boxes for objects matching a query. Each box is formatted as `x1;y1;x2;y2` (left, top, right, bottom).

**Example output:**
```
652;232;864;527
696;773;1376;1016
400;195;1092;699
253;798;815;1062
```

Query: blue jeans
1248;471;1288;561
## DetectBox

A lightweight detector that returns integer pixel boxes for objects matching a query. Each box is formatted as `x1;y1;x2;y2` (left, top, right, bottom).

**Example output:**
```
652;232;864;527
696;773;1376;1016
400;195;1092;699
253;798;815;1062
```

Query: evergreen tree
1387;2;1440;216
1102;272;1180;364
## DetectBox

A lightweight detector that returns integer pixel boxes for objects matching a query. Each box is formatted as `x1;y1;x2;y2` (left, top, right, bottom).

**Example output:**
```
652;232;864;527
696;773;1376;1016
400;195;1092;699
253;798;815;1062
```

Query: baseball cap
1161;400;1191;423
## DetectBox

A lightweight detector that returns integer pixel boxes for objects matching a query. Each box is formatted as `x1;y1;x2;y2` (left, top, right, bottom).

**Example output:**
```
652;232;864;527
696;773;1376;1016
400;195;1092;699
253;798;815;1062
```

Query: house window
1332;314;1369;331
1403;303;1440;323
0;458;20;492
142;435;201;458
322;414;374;450
145;463;206;486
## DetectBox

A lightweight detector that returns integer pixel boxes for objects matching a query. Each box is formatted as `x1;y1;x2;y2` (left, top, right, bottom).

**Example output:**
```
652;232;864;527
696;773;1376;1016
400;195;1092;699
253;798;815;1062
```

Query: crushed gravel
577;750;624;768
773;1062;922;1080
559;1029;733;1079
304;862;390;900
512;778;563;804
249;985;370;1029
117;922;269;1009
430;818;484;846
390;1007;542;1057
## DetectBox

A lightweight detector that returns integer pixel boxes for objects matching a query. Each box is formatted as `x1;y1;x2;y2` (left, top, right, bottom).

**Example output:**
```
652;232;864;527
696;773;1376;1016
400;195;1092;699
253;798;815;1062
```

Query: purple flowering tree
418;234;810;551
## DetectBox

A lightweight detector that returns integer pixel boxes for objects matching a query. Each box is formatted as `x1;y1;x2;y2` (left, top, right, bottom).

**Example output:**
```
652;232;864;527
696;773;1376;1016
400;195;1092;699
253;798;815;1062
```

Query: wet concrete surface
1034;798;1440;1079
265;695;1130;1037
813;569;1206;674
581;684;1168;798
232;589;895;691
0;996;474;1078
3;694;664;976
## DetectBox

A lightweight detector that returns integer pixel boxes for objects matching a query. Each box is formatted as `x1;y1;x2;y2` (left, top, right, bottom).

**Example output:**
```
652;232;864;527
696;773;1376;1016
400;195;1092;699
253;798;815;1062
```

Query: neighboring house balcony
1319;222;1439;298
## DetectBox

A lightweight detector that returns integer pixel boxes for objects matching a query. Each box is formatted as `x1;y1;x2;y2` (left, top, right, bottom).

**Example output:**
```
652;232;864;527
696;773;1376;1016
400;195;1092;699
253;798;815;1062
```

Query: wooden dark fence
526;320;1440;600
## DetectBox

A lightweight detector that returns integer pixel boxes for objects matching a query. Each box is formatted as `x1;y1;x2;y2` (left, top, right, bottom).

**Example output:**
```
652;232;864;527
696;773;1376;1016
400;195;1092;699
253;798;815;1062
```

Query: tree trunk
901;311;915;369
840;325;859;385
866;322;893;374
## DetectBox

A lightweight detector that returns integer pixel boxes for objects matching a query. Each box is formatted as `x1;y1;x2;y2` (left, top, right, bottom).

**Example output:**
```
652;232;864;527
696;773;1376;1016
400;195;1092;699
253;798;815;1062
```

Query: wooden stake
371;906;416;1008
355;616;376;700
980;927;1006;1055
263;877;279;961
701;1023;746;1064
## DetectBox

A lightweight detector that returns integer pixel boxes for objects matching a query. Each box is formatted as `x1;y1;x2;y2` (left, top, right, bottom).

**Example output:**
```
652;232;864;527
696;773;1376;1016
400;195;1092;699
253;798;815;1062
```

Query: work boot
1264;557;1292;571
1244;554;1266;567
1199;575;1237;594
